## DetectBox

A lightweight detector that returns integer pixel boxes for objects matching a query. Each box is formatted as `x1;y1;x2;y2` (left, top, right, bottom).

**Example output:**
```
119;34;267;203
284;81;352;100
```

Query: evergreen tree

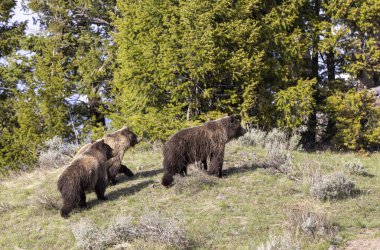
28;0;117;134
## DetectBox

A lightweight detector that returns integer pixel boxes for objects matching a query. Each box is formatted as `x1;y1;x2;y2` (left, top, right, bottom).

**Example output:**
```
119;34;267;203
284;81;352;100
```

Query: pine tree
28;0;117;134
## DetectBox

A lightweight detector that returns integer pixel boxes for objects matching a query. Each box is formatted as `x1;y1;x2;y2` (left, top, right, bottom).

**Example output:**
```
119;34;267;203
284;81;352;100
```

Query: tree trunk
322;49;337;145
302;0;320;149
327;49;335;82
89;96;105;127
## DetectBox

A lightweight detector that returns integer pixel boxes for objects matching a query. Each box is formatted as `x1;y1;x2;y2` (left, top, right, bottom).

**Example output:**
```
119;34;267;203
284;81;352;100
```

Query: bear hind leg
107;166;118;185
95;178;108;201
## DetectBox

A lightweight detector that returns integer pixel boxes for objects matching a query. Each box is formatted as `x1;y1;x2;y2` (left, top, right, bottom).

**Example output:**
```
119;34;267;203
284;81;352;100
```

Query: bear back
57;139;112;192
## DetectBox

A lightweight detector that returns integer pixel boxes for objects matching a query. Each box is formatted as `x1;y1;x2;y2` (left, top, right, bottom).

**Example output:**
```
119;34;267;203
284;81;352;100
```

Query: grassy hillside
0;139;379;249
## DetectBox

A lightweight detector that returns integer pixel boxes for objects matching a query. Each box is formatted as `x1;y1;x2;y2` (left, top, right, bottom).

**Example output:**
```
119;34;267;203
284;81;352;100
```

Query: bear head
120;126;140;147
224;115;246;141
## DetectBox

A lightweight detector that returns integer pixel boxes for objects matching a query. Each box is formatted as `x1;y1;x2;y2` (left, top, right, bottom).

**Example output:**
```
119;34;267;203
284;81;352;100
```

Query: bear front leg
119;164;134;177
78;192;87;208
179;166;188;176
208;149;225;178
95;177;108;200
202;159;208;171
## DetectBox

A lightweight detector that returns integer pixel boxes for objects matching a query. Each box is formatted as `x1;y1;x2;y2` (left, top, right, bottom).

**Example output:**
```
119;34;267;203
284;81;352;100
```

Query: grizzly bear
161;115;246;187
58;139;113;218
75;127;139;185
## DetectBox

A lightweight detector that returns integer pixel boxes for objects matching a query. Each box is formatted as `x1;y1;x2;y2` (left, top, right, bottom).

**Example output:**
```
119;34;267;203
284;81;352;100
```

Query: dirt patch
344;230;380;250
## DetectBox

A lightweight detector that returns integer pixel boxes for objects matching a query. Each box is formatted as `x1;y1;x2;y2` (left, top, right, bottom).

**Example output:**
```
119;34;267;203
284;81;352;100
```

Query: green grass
0;141;379;249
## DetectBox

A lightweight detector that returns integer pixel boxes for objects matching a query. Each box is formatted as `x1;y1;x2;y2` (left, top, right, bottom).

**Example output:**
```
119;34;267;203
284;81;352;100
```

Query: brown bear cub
58;139;113;218
102;126;139;185
75;127;139;185
162;115;246;187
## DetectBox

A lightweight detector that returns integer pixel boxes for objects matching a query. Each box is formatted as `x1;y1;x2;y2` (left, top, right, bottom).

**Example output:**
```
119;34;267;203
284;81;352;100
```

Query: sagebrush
310;173;356;201
257;232;301;250
38;136;78;169
71;212;192;250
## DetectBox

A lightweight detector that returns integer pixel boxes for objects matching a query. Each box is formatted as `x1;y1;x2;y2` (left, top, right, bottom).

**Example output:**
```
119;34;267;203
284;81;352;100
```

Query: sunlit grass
0;141;379;249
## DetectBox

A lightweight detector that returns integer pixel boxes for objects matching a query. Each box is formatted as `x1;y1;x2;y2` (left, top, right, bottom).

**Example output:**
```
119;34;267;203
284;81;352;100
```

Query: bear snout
240;127;247;136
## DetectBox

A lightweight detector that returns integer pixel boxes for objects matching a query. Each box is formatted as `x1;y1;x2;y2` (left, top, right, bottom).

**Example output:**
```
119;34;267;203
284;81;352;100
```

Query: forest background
1;0;380;173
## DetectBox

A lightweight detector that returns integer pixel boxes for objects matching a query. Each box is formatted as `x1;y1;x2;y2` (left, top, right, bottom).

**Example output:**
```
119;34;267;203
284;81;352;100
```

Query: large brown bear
58;139;113;218
161;115;246;187
75;127;139;185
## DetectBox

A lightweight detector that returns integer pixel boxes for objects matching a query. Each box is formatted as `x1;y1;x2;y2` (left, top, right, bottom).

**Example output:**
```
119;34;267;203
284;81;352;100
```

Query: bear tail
161;174;174;187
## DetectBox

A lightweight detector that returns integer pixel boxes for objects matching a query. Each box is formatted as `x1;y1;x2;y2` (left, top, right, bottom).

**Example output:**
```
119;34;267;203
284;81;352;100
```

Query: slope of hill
0;140;379;249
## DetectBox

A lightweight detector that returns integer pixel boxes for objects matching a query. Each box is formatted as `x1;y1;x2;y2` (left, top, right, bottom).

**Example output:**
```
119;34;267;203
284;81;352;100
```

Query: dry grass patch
173;167;218;195
31;187;61;211
71;212;192;250
257;232;301;250
0;202;20;214
28;178;62;211
288;202;337;241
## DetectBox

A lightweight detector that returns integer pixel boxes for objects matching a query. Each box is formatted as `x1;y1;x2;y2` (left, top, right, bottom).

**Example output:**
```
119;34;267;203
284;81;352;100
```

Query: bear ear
93;139;104;146
233;114;241;121
228;114;241;122
121;126;131;135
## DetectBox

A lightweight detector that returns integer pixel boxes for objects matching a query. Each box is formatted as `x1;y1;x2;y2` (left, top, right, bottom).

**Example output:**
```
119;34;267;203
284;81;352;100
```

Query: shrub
138;212;191;248
288;132;303;151
326;89;380;150
173;167;218;195
239;128;302;151
257;233;300;250
344;160;368;176
288;204;336;240
265;128;289;150
239;128;267;147
310;173;356;201
38;136;78;169
71;213;192;250
275;78;316;131
264;142;293;174
72;219;107;250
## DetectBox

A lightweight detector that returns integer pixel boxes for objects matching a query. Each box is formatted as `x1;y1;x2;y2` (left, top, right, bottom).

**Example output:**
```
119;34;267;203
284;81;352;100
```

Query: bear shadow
133;168;163;179
86;180;154;209
114;168;163;184
222;162;261;177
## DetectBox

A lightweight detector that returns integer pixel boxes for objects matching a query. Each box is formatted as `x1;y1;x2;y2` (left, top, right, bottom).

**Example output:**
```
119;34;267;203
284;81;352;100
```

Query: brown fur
75;127;139;185
58;139;113;218
162;115;246;187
